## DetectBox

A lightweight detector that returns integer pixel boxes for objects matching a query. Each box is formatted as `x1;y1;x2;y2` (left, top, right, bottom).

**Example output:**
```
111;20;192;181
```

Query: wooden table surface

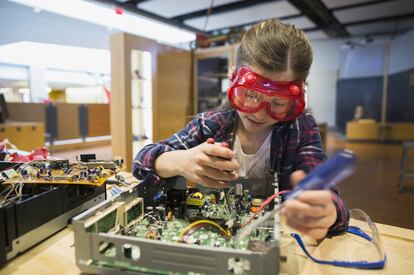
2;221;414;275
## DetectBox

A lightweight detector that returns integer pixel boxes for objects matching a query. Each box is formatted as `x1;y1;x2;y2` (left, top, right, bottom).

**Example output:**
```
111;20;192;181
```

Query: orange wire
241;191;288;227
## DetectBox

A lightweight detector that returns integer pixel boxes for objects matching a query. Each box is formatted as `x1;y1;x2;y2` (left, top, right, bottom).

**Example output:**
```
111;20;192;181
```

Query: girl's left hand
280;170;337;239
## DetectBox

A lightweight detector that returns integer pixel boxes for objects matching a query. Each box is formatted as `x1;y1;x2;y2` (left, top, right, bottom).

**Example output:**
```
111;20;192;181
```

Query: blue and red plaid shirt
133;109;349;235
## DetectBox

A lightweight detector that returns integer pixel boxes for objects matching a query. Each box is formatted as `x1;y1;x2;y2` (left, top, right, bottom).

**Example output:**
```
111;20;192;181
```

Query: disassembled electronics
0;157;123;266
73;183;281;275
73;150;358;274
1;159;119;187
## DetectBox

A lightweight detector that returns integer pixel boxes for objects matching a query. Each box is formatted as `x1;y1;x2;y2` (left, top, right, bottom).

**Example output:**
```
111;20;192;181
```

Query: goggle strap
291;229;386;269
346;225;372;241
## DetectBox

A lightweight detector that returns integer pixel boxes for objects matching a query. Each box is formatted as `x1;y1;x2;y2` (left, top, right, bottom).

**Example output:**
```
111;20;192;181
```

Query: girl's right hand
155;141;239;189
179;141;239;189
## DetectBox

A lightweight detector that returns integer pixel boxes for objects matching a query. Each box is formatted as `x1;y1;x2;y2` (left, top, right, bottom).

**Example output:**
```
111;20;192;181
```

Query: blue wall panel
336;77;383;132
387;68;414;122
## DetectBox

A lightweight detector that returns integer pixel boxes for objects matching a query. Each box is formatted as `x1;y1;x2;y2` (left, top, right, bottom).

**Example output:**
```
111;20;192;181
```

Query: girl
133;19;348;239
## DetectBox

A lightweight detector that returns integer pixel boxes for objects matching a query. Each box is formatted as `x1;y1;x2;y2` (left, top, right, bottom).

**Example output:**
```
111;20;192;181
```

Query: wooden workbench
1;220;413;275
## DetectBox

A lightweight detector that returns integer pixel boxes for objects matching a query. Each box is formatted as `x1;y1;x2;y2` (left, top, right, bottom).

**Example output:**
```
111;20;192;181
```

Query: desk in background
346;120;414;142
0;121;44;151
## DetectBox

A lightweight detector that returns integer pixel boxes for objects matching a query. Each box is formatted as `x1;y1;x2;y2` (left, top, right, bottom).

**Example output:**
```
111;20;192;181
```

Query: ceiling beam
344;12;414;27
112;0;149;4
205;13;303;34
287;0;349;38
348;29;412;38
330;0;395;12
172;0;282;22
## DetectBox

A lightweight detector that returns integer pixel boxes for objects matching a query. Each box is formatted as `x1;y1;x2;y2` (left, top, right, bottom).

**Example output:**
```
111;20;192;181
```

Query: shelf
203;72;227;78
131;77;151;82
198;76;218;83
198;72;227;81
131;105;152;109
194;47;237;113
199;96;225;100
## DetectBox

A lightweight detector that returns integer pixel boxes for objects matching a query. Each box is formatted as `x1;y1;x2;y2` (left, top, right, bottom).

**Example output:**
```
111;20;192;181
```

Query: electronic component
124;198;144;227
186;192;205;207
0;177;106;266
0;156;122;266
1;169;18;179
73;183;280;274
73;154;354;274
1;159;120;187
251;198;263;207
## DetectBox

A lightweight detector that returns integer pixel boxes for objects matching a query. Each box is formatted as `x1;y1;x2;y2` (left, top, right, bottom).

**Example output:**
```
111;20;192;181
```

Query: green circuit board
84;188;279;275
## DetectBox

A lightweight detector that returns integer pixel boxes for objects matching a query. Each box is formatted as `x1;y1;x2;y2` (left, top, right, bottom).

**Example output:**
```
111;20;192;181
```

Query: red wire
241;190;288;227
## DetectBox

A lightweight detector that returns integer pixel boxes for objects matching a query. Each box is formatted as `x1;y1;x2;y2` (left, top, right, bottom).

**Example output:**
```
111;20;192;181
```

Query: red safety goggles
227;66;305;121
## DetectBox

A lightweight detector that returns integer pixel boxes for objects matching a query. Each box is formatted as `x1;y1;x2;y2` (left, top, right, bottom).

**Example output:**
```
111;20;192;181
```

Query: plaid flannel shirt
133;109;349;235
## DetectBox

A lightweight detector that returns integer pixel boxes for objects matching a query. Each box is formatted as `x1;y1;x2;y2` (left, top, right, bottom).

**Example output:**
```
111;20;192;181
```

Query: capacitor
265;234;272;242
173;207;183;219
155;206;166;221
167;210;173;221
208;194;216;204
235;183;243;197
123;244;132;258
145;229;158;239
251;198;263;207
146;206;154;213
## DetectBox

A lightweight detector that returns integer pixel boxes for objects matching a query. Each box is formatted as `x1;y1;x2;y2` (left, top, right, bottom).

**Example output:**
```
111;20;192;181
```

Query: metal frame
72;188;280;275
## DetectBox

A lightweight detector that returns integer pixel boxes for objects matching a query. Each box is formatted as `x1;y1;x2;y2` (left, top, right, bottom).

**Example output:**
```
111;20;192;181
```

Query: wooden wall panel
110;33;193;171
87;104;110;137
156;51;192;140
6;103;45;123
110;33;158;171
56;103;79;140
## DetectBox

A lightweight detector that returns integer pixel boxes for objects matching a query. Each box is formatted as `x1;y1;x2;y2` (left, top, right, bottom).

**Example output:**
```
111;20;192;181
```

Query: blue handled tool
236;150;357;240
285;149;357;200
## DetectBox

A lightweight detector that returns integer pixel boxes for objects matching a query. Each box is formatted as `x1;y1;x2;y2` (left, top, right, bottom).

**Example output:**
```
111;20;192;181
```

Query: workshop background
1;0;414;230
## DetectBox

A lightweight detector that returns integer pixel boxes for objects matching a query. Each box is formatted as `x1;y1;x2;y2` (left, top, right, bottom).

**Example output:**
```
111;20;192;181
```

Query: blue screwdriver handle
286;150;357;201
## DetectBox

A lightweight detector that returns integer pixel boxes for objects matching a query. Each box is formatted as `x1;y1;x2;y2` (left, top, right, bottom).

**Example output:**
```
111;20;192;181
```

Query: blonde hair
236;19;313;81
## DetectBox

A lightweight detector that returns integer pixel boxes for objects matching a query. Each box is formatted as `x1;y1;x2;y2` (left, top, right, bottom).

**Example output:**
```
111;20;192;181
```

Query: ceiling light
9;0;195;44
